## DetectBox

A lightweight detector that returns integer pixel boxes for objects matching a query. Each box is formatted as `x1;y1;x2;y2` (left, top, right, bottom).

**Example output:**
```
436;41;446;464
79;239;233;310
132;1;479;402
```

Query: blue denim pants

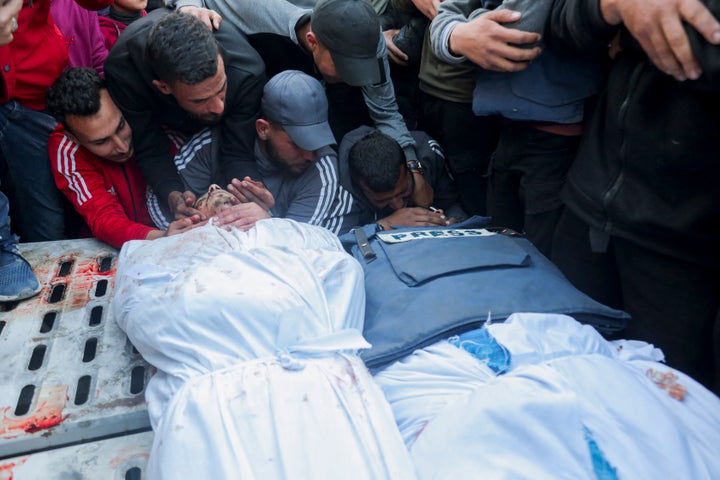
0;100;68;241
0;190;16;249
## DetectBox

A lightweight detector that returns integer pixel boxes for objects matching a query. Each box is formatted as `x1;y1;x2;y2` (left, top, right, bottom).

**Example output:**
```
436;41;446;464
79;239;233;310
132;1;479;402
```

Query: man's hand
213;202;271;231
410;171;434;208
178;5;222;30
449;10;542;71
412;0;441;20
165;215;206;236
384;29;410;66
378;207;449;229
145;215;205;240
0;0;22;46
601;0;720;81
168;190;205;220
228;177;275;212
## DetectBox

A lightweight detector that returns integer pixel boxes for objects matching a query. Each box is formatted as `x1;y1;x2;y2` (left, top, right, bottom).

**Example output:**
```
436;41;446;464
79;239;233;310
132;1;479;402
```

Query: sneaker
0;248;41;302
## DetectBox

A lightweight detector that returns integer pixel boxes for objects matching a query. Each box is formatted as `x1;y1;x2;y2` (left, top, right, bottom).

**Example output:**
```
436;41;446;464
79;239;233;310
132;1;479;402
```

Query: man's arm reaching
430;0;543;71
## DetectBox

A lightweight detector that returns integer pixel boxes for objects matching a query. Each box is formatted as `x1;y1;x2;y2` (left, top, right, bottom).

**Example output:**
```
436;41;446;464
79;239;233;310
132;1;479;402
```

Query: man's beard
189;111;223;125
265;139;308;177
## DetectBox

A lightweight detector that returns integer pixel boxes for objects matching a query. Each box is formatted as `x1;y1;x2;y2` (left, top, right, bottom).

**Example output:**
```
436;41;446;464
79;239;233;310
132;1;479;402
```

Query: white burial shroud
112;219;415;479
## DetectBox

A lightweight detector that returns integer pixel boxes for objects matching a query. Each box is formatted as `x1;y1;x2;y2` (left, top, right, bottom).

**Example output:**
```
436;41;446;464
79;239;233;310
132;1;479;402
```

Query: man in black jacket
105;10;266;221
548;0;720;393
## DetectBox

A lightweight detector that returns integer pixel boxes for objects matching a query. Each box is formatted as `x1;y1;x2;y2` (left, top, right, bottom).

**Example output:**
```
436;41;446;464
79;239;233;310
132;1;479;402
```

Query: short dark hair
146;12;220;85
348;130;403;192
46;67;105;128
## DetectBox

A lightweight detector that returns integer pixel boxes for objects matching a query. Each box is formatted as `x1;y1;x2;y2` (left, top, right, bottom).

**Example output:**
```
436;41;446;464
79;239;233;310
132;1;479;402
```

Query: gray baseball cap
261;70;336;151
311;0;382;87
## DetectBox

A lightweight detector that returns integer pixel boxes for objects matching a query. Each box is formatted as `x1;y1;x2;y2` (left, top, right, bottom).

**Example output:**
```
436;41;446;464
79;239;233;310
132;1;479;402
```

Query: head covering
311;0;382;86
261;70;336;151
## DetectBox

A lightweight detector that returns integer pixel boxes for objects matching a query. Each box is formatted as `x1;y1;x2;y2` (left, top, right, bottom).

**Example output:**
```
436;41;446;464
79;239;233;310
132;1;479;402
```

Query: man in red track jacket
46;68;202;248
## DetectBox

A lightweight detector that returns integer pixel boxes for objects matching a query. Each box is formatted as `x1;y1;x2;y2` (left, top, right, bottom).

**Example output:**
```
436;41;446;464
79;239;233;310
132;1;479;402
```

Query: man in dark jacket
104;10;266;221
548;0;720;393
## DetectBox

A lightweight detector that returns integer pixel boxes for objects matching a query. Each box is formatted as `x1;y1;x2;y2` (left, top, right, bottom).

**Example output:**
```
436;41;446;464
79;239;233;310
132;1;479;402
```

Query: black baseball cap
311;0;382;86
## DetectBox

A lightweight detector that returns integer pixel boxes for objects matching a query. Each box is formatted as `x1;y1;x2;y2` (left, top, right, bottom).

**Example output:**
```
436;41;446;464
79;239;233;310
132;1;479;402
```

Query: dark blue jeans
0;101;68;241
419;92;501;217
487;123;580;257
0;190;16;250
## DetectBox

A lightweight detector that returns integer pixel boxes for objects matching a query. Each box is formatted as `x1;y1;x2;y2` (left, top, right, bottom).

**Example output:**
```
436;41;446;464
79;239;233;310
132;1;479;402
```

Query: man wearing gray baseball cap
244;69;360;234
260;70;337;157
152;70;361;235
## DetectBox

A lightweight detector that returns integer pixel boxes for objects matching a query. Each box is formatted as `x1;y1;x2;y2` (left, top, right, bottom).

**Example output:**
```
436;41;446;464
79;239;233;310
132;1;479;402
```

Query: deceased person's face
194;184;235;217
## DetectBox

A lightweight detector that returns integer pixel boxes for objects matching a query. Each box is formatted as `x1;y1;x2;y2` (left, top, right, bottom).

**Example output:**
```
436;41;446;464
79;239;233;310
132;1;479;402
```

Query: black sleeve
546;0;617;56
415;132;468;222
686;0;720;91
216;69;265;185
215;22;267;185
104;11;186;205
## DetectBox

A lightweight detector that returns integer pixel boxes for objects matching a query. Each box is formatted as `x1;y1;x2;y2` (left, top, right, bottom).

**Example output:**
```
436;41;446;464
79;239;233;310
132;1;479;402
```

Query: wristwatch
406;160;424;175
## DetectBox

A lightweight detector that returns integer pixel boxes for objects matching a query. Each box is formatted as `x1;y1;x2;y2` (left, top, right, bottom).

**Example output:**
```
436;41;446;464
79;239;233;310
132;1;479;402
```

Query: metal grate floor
0;239;153;464
0;430;152;479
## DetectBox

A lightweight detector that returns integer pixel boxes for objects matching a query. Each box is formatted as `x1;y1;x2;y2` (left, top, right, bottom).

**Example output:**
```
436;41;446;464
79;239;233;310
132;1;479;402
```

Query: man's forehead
194;187;235;216
195;185;232;202
173;56;226;102
65;92;120;143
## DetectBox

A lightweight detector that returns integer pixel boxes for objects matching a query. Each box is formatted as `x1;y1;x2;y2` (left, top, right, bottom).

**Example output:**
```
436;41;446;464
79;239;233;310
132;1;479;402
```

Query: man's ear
306;31;318;51
63;129;81;145
152;79;172;95
256;118;271;140
353;174;370;193
60;119;82;144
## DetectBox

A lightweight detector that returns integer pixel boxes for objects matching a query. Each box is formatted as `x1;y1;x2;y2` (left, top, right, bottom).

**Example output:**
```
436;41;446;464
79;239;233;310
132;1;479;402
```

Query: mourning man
46;68;202;248
340;125;467;230
167;0;435;208
104;10;265;221
151;70;360;235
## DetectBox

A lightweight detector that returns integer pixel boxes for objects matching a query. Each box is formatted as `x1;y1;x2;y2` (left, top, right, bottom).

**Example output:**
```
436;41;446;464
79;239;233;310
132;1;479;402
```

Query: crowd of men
0;0;717;395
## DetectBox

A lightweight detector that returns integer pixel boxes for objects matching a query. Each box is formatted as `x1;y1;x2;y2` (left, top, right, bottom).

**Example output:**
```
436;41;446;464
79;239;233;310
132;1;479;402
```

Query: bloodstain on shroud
0;385;69;439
